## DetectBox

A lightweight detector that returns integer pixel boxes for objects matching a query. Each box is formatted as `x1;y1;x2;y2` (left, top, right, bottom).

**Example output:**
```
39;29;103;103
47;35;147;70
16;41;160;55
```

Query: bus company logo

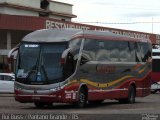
142;114;159;120
96;65;116;73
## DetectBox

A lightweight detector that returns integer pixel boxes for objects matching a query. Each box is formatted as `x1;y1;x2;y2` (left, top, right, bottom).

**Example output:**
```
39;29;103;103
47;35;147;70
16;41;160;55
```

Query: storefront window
0;55;11;73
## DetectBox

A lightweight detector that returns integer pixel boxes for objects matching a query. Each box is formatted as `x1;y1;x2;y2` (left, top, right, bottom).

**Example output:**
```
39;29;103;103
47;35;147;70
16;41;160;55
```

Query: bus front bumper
14;88;77;103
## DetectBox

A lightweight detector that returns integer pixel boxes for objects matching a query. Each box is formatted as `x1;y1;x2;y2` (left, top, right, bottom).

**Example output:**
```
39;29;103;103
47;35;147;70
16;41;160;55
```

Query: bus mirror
7;57;13;64
80;55;89;65
8;47;19;63
61;48;72;65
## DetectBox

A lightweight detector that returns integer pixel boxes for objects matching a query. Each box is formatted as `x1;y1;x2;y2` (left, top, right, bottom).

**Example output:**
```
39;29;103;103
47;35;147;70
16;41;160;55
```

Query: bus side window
108;41;119;62
127;41;136;62
141;43;151;62
63;39;82;79
81;39;97;65
119;41;131;62
135;42;143;62
69;38;82;62
96;41;110;61
135;42;151;62
63;52;75;79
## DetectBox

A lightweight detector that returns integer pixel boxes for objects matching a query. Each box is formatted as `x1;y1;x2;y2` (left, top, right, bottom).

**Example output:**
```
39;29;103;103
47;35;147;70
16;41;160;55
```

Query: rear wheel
118;86;136;104
128;86;136;104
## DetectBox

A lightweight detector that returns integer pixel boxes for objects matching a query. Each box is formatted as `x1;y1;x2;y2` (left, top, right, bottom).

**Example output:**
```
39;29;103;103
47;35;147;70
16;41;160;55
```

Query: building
0;0;160;72
0;0;76;72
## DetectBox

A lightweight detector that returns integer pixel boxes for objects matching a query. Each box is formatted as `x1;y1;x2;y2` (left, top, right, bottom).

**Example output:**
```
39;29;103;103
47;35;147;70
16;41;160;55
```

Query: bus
151;44;160;93
10;29;152;108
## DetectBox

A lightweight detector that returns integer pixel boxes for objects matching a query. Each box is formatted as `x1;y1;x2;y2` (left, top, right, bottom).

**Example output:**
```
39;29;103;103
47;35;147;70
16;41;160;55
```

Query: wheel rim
129;87;135;103
79;92;85;105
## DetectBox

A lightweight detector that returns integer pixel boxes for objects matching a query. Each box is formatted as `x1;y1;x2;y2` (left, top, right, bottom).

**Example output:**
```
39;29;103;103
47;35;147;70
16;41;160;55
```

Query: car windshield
16;42;67;84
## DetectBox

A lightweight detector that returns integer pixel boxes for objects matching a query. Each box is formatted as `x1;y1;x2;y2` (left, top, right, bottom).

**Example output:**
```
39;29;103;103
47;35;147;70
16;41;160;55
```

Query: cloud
123;12;160;18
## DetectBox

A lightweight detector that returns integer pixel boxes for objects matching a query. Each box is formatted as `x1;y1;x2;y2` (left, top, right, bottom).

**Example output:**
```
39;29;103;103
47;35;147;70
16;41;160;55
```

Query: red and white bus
11;29;152;107
151;44;160;93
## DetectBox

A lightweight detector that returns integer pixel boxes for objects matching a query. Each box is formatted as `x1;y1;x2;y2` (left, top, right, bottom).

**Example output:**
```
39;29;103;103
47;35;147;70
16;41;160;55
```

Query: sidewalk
0;94;14;97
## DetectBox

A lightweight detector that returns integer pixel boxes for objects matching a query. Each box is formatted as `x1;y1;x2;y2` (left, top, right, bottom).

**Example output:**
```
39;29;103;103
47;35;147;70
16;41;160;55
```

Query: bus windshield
16;42;67;84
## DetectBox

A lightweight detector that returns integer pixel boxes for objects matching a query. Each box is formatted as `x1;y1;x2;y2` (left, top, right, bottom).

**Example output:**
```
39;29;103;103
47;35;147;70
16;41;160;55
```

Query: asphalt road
0;93;160;120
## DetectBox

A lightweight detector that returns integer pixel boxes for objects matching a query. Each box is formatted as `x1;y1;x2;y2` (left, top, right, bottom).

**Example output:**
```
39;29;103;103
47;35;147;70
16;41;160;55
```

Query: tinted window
136;42;151;62
17;43;68;84
82;39;97;61
0;75;4;80
82;39;137;62
119;41;131;62
42;44;67;81
97;40;119;62
69;38;82;60
152;59;160;72
19;43;40;73
69;38;81;48
141;43;151;62
62;39;82;79
153;52;160;56
4;76;13;81
128;42;136;62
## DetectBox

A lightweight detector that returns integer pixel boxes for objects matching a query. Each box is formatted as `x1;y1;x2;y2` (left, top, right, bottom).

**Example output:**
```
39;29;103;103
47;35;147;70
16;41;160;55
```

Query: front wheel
34;102;53;108
77;87;87;108
89;100;104;104
34;102;45;108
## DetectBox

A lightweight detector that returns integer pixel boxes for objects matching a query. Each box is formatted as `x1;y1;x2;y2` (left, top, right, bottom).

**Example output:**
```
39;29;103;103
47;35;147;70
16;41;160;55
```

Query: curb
0;94;14;97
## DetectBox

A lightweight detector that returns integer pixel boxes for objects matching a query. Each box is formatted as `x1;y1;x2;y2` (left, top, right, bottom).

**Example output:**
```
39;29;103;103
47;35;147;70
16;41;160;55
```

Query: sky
57;0;160;34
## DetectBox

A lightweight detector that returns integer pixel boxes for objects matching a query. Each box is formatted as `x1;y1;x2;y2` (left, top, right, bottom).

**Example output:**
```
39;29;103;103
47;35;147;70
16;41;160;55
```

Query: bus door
61;39;82;81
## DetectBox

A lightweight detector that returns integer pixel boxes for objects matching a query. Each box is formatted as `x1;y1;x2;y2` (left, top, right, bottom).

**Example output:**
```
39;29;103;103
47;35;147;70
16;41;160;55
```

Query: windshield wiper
26;47;41;79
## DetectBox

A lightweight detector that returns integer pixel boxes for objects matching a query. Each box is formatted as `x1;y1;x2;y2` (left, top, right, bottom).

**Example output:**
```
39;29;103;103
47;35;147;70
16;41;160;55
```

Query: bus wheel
89;100;104;104
128;85;136;104
118;99;127;104
34;102;45;108
77;87;87;108
118;86;135;104
151;90;157;94
46;103;53;107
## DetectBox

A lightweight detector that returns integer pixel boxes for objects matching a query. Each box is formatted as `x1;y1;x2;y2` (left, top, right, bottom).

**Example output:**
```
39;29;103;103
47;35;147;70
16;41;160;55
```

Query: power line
73;21;160;24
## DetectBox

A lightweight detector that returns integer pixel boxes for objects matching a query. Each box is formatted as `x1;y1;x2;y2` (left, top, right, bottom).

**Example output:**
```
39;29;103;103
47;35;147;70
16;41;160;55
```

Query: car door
0;75;6;93
3;75;14;93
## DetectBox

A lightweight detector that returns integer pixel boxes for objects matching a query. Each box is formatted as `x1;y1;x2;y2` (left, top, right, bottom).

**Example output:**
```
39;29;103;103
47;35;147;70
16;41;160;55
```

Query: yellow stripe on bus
138;67;146;74
79;75;133;88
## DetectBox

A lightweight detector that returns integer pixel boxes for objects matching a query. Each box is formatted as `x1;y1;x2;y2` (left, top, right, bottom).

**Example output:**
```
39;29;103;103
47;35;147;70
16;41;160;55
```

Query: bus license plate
32;96;40;100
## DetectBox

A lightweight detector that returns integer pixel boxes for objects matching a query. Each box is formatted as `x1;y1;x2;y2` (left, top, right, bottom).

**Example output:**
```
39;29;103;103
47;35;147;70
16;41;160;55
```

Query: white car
0;73;15;94
151;82;160;94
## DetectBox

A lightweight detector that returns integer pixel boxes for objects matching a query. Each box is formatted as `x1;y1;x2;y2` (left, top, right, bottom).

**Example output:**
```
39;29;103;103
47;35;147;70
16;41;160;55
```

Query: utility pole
152;17;153;33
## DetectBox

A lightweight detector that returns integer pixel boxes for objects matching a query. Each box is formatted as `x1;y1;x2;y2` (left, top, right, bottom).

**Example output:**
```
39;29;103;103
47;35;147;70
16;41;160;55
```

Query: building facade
0;0;160;73
0;0;76;72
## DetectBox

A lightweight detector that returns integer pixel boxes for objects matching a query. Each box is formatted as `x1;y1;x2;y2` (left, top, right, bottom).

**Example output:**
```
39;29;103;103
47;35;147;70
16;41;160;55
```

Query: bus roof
22;29;151;43
23;29;81;43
